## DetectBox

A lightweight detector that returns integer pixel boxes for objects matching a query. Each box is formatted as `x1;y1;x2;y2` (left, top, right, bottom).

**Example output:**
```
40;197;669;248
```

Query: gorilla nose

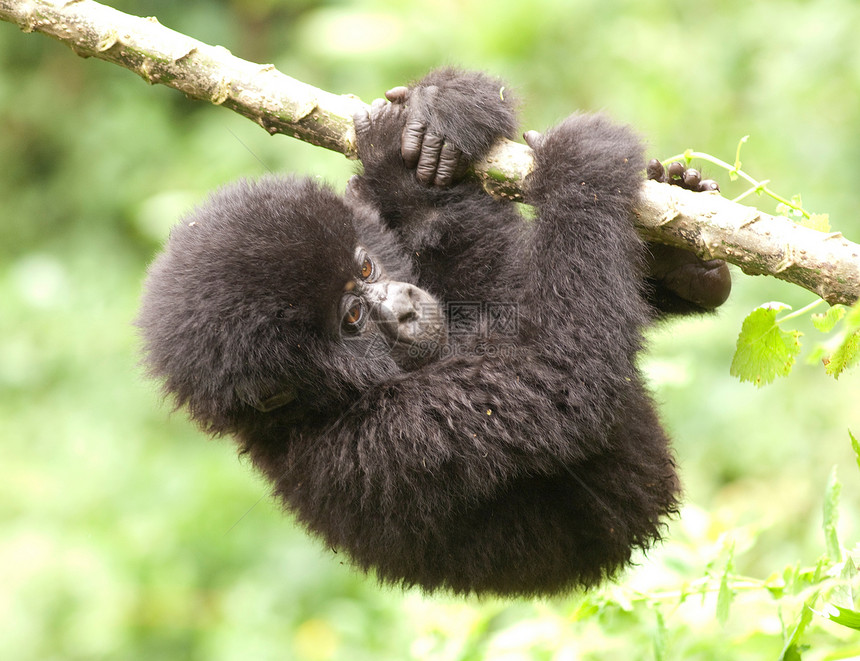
392;286;423;321
398;307;419;323
364;280;445;343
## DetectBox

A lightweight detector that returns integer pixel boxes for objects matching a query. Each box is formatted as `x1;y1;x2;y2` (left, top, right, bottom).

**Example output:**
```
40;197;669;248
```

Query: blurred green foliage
2;0;860;659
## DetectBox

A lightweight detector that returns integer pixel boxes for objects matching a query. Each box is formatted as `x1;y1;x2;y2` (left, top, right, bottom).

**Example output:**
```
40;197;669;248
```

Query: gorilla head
138;176;445;433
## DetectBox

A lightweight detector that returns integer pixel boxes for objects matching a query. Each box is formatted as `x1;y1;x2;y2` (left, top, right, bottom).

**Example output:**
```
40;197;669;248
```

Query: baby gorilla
138;69;729;597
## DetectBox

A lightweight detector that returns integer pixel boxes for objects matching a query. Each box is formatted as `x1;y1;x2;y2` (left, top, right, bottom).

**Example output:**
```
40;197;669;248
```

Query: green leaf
570;598;600;622
776;194;805;219
779;599;816;661
811;305;846;332
830;556;857;609
848;301;860;327
716;542;735;626
731;304;802;386
851;430;860;475
716;572;733;626
823;604;860;631
799;213;830;232
824;329;860;378
823;467;842;562
764;571;786;599
781;643;807;661
653;610;668;661
812;303;860;377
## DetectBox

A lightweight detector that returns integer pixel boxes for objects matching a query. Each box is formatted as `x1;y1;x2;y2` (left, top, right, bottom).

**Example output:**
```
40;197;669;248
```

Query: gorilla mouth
386;328;447;370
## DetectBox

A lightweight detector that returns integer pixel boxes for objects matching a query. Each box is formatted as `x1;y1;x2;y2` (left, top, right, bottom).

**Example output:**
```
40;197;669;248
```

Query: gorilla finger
385;86;410;103
703;260;732;308
682;168;701;190
416;133;443;184
353;108;372;138
646;158;666;182
699;179;720;192
666;161;685;182
371;97;388;112
402;118;427;168
433;142;462;187
523;130;544;151
684;260;732;309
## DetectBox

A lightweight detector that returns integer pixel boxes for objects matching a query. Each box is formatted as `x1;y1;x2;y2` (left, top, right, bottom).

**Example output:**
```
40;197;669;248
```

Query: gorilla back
138;68;681;597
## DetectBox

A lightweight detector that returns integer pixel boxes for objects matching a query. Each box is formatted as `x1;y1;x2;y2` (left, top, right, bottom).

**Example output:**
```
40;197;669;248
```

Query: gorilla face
254;245;447;413
338;247;446;372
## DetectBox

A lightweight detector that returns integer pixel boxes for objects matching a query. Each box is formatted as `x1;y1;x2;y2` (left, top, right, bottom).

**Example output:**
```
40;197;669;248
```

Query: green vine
662;135;812;219
661;137;859;385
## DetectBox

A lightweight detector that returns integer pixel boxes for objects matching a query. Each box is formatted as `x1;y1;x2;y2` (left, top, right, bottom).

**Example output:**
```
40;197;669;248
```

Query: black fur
138;69;688;597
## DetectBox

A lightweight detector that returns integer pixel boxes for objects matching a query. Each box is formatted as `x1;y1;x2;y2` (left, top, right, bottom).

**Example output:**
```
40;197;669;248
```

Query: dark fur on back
138;69;681;597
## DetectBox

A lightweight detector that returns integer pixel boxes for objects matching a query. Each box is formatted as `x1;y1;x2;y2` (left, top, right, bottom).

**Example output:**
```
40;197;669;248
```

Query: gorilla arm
356;73;656;459
349;70;524;303
520;115;654;427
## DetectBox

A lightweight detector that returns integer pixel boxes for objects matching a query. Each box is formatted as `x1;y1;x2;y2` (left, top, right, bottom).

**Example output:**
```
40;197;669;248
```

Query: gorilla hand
384;69;517;187
647;158;720;192
645;159;731;313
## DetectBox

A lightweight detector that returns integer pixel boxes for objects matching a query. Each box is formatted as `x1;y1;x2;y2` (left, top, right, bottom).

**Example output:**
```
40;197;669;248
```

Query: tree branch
2;0;859;305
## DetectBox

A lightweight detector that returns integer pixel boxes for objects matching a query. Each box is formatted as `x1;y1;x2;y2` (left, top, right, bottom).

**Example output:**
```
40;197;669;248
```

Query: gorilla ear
236;385;298;412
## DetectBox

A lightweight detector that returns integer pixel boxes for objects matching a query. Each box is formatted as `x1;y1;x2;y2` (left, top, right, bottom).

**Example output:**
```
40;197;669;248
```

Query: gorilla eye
360;254;377;281
341;296;366;332
346;302;362;324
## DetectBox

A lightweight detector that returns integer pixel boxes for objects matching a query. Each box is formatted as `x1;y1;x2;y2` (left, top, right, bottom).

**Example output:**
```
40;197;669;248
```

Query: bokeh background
2;1;860;659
